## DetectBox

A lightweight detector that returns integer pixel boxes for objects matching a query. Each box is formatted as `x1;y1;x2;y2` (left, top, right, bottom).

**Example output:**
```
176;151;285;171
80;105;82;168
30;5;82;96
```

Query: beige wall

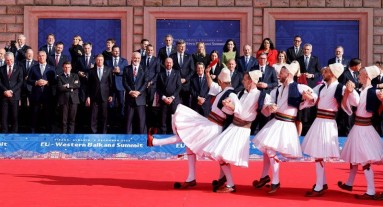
0;0;382;64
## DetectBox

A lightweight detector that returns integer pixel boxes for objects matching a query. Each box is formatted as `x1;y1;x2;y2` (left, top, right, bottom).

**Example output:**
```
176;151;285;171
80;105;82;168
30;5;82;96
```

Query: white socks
270;157;280;185
346;165;358;186
152;135;181;146
314;161;324;191
261;153;270;178
364;167;375;195
186;152;196;182
221;164;234;187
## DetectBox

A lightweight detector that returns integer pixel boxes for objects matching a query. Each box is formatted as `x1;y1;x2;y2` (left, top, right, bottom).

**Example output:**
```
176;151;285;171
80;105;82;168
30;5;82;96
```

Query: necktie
146;57;150;67
167;48;170;57
305;56;309;69
114;58;118;67
26;60;30;69
260;66;264;73
48;45;51;54
133;67;137;77
245;57;249;67
337;58;340;63
353;72;358;82
55;54;59;66
98;68;102;80
66;73;69;78
85;56;89;68
0;60;3;67
199;76;203;86
179;54;183;66
7;65;12;78
295;47;298;55
167;71;170;77
40;64;45;75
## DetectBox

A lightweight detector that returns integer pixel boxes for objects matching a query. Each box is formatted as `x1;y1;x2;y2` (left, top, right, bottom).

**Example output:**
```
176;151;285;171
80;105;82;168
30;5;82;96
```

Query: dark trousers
111;90;125;117
180;90;191;107
31;101;53;133
1;99;19;133
91;101;108;134
60;103;78;134
126;104;146;134
160;102;178;134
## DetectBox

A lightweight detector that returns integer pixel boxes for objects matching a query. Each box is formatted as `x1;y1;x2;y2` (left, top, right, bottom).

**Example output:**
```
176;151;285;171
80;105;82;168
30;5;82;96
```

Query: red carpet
0;160;382;207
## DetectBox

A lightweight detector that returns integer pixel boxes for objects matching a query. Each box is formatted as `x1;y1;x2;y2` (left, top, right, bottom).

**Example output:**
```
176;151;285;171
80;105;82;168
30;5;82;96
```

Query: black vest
366;87;380;113
317;83;344;106
217;89;235;130
276;82;302;109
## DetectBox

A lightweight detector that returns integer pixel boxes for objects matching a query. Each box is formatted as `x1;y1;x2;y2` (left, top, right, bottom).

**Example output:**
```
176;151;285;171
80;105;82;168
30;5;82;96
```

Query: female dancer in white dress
338;65;383;200
147;67;237;189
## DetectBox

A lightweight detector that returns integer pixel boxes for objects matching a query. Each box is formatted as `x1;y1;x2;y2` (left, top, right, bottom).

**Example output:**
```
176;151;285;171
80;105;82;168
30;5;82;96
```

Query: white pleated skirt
172;104;223;157
203;124;251;167
340;124;383;165
301;118;340;158
252;118;302;158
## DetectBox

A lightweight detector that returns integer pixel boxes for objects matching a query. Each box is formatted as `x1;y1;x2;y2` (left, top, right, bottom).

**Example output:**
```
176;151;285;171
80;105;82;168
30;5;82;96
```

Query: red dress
256;49;278;66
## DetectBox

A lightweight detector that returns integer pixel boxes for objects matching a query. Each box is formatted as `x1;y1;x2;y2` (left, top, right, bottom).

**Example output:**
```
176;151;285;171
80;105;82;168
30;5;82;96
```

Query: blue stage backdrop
276;20;359;67
38;19;121;59
156;19;240;56
0;134;362;161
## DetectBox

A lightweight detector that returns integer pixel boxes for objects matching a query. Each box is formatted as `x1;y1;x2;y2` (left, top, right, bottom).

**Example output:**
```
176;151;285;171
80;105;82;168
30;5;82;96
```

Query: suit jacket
297;55;321;88
250;65;278;94
123;65;147;106
338;69;361;90
230;70;244;93
27;64;57;103
39;44;56;57
327;57;350;68
105;57;129;91
286;46;303;63
136;49;147;59
158;46;176;64
20;59;38;92
192;53;209;67
47;53;69;75
87;66;114;103
209;63;224;83
190;74;211;113
170;53;195;91
237;56;258;73
77;54;96;74
156;69;182;106
372;74;383;88
6;45;31;63
0;64;23;100
57;73;80;105
141;56;161;99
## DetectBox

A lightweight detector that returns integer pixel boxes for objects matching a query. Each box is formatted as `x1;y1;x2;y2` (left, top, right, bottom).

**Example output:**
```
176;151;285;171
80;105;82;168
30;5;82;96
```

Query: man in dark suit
226;59;244;93
286;35;304;64
158;34;176;65
157;57;182;134
190;62;211;117
237;44;258;73
86;54;114;134
135;38;149;59
57;61;80;134
250;53;278;133
76;42;95;103
38;33;56;57
327;46;350;68
141;44;161;129
170;39;195;107
371;62;383;135
5;34;31;63
0;52;23;132
297;43;321;88
337;58;362;136
27;50;57;133
123;52;147;134
47;41;69;76
104;45;128;117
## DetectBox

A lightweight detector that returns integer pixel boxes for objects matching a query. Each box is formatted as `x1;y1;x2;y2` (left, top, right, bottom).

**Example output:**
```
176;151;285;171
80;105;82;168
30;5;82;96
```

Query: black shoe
305;189;324;197
312;184;328;191
252;175;270;189
268;183;280;194
355;193;377;200
174;180;197;189
212;176;227;188
337;181;352;191
215;185;236;193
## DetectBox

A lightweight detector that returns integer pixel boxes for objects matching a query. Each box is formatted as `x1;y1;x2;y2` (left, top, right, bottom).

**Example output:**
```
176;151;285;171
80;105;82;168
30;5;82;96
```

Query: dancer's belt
275;112;295;122
208;111;225;126
354;116;372;126
232;117;252;128
316;109;336;120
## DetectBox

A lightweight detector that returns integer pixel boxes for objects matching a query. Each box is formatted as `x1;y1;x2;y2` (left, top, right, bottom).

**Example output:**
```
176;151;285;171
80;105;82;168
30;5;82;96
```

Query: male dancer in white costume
338;65;383;200
147;67;237;189
252;63;317;194
302;63;359;197
203;70;270;193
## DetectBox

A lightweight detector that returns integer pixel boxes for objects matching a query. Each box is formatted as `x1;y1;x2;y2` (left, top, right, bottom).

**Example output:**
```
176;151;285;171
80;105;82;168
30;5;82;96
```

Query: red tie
7;65;12;79
55;54;59;66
